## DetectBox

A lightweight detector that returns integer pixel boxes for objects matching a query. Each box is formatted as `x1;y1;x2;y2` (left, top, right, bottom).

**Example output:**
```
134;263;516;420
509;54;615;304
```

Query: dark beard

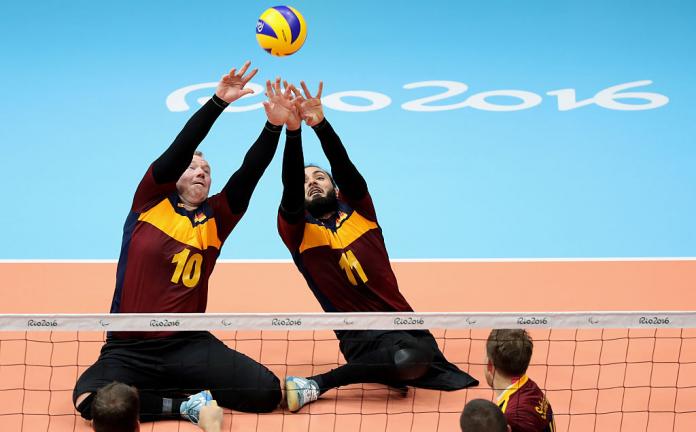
306;189;338;219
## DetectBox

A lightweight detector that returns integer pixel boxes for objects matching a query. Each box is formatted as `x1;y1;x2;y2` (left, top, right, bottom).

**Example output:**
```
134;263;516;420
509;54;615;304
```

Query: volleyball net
1;311;695;432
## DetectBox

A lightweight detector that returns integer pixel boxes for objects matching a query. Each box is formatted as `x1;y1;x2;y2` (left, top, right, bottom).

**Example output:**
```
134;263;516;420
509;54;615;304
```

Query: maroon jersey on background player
497;375;555;432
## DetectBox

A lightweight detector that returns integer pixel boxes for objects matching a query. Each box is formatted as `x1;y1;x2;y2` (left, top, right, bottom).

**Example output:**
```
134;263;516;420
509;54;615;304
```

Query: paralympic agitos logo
167;80;668;113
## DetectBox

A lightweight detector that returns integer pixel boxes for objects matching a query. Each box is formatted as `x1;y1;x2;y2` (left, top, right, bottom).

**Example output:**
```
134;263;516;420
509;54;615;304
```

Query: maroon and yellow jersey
497;375;555;432
278;191;412;312
110;166;240;335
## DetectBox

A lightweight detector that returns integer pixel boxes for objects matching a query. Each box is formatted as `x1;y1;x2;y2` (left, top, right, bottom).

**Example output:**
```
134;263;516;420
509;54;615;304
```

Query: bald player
74;64;298;424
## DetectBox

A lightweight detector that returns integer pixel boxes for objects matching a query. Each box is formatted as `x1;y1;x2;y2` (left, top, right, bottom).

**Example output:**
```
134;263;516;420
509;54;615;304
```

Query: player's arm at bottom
198;400;223;432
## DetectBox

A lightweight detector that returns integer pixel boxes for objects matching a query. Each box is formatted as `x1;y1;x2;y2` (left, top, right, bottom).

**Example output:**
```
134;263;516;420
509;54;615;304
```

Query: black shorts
73;331;280;413
337;329;479;390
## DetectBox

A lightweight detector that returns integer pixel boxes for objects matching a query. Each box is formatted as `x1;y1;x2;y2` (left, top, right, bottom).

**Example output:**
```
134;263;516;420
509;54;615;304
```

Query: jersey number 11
339;250;368;286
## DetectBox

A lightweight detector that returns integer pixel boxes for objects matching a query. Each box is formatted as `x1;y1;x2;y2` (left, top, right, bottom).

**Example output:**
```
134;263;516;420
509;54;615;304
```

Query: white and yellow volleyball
256;6;307;56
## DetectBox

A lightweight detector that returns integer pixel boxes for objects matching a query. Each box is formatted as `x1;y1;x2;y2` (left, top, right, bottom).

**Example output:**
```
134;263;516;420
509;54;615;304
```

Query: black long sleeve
222;122;282;214
313;118;368;200
279;128;305;223
152;95;227;184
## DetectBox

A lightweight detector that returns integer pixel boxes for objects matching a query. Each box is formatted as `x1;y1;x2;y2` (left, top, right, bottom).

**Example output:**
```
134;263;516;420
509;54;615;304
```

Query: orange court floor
1;260;695;431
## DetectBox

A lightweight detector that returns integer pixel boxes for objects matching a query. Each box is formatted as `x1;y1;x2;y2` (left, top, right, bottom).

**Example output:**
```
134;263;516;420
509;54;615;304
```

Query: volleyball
256;6;307;56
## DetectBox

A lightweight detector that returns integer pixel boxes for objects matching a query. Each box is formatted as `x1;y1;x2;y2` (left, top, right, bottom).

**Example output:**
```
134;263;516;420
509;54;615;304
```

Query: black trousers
73;331;280;418
311;330;478;392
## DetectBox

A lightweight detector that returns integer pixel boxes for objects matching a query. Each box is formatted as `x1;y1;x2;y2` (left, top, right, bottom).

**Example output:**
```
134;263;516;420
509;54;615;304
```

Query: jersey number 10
171;248;203;288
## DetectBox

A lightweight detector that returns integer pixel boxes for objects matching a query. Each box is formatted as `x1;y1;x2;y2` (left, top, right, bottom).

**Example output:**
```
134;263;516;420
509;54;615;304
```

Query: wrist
311;117;328;130
264;121;283;133
211;94;229;109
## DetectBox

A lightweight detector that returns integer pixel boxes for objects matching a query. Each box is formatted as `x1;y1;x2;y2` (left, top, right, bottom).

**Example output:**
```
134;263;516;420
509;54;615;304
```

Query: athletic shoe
285;376;319;412
180;390;213;424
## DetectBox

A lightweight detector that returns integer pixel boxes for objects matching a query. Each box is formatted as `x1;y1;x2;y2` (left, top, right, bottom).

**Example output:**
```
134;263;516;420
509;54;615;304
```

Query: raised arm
279;96;305;222
222;78;296;214
297;81;367;201
152;62;258;184
276;82;307;249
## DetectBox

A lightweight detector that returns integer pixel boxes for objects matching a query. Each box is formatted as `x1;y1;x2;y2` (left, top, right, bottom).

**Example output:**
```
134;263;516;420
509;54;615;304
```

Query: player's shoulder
132;165;177;212
521;377;547;400
515;377;553;430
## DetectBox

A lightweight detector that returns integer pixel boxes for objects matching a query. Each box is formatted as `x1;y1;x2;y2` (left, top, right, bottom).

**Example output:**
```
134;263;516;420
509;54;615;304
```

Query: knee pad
393;347;434;381
75;393;95;420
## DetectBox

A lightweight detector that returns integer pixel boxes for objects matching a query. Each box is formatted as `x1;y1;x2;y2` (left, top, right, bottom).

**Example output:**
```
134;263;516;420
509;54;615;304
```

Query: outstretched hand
215;61;259;104
263;78;296;126
295;81;324;127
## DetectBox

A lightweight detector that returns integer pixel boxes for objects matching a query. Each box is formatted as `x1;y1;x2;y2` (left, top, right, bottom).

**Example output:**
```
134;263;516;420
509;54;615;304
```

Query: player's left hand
215;61;259;104
296;81;324;127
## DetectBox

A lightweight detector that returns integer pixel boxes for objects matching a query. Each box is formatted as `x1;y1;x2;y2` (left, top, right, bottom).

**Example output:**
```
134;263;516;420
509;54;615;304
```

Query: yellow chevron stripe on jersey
138;199;222;250
497;374;529;413
299;211;378;253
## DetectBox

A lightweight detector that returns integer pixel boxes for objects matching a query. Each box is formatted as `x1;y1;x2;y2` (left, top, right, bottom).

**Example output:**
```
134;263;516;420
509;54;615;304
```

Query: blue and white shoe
285;376;320;412
180;390;213;424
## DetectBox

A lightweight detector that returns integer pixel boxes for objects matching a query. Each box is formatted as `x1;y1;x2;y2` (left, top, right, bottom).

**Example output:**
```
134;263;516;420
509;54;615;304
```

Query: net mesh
1;312;695;432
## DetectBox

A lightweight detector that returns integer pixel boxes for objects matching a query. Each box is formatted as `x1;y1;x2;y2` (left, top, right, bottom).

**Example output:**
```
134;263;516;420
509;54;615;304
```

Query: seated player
276;81;478;412
90;382;140;432
460;399;511;432
485;329;555;432
91;381;224;432
74;64;299;424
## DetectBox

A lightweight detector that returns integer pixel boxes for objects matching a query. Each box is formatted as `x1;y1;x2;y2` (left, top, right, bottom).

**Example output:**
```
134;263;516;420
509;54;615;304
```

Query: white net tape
0;311;693;331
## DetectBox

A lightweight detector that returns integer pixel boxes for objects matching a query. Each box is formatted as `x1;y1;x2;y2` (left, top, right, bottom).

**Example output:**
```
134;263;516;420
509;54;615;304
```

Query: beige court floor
1;260;695;431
